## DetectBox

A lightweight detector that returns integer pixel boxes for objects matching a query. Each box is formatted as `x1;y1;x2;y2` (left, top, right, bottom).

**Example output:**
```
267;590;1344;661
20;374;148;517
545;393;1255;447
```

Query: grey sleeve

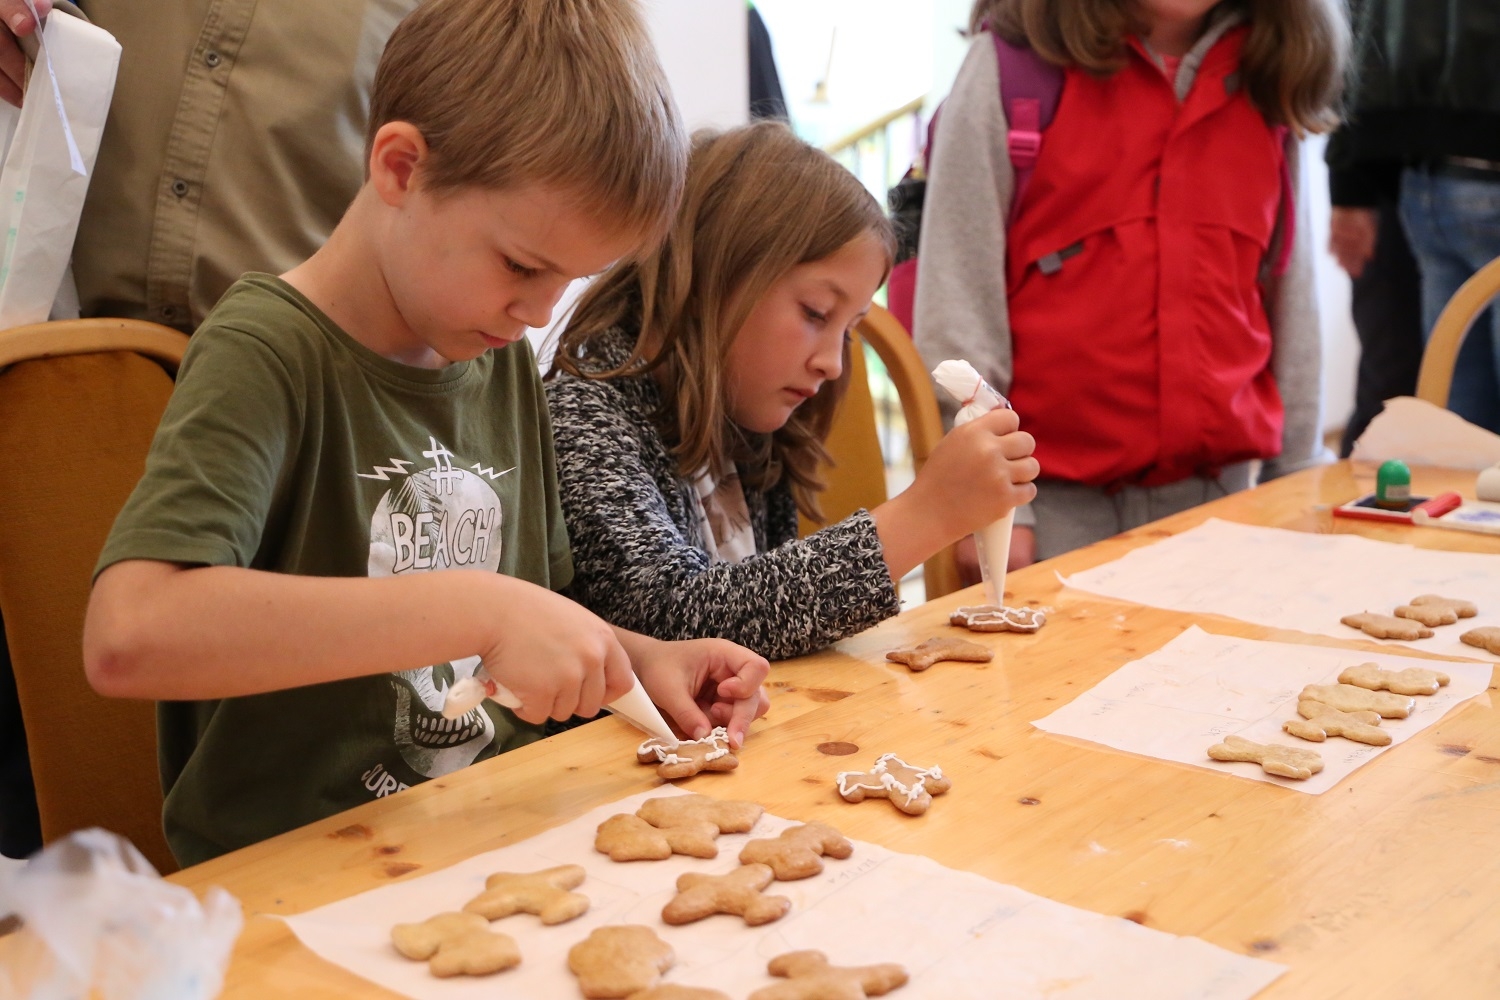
1260;137;1330;481
547;377;900;661
913;37;1016;415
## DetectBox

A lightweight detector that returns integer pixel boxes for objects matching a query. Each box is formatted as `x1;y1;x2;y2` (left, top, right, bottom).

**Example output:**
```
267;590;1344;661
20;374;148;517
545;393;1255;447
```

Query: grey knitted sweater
545;330;901;661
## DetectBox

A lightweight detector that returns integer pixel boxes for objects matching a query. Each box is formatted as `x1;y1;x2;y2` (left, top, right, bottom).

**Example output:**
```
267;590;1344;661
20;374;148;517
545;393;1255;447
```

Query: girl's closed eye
503;254;540;278
801;304;829;324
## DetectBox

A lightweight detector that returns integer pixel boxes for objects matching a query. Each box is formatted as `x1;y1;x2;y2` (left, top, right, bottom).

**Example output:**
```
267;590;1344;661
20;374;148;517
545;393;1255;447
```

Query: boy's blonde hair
969;0;1347;135
552;121;895;522
369;0;686;243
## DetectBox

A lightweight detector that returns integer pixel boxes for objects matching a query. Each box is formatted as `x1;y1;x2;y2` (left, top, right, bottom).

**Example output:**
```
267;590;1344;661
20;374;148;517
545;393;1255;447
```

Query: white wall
527;0;748;361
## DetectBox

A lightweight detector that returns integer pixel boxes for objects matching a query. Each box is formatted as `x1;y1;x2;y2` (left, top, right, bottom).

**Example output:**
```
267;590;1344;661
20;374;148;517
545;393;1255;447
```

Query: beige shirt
69;0;415;330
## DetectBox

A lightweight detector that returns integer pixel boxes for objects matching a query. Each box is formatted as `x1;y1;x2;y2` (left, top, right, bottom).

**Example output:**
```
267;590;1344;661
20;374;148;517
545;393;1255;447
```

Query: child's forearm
83;559;534;701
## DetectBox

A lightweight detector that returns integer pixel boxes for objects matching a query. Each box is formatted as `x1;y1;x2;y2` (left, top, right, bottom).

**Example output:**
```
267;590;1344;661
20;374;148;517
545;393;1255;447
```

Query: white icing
837;752;942;806
638;726;732;765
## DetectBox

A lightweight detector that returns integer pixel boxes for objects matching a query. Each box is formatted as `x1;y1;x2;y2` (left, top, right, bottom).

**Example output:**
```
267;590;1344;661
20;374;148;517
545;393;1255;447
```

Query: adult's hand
1329;206;1378;280
0;0;51;108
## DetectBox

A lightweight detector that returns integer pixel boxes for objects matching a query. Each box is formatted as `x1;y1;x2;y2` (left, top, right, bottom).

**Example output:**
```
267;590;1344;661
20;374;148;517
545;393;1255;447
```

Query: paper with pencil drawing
1032;627;1492;794
1061;518;1500;659
282;786;1283;999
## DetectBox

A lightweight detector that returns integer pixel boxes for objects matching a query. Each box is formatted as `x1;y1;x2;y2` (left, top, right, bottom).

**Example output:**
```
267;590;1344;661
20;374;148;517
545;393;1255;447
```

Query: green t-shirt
97;274;573;866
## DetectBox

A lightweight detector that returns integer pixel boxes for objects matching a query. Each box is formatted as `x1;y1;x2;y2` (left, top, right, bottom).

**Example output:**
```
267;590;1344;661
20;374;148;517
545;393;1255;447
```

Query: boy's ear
368;122;430;207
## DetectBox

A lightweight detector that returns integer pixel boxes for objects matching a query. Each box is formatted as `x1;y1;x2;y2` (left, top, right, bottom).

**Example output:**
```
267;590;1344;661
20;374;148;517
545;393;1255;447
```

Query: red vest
1005;28;1285;488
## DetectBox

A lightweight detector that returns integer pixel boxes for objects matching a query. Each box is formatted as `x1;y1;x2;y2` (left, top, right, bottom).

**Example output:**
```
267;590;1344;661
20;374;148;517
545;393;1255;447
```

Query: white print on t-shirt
362;436;514;781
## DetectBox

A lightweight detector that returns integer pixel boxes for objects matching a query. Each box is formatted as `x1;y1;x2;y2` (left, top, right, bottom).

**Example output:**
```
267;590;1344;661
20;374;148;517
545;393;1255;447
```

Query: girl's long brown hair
969;0;1347;135
550;121;894;522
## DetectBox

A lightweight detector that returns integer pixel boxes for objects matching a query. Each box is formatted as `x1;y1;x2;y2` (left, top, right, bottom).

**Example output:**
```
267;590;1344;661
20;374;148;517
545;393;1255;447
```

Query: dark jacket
1327;0;1500;206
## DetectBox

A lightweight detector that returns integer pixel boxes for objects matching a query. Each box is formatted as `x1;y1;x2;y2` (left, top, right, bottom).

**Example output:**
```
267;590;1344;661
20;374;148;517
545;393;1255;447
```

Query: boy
82;0;770;867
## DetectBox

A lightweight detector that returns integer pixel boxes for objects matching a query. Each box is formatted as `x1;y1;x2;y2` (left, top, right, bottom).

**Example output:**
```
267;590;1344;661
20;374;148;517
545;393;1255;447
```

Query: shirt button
160;304;178;322
204;50;222;68
171;178;189;197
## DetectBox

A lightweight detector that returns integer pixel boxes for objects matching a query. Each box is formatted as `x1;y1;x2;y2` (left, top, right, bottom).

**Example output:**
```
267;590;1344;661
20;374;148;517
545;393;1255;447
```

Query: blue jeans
1399;166;1500;433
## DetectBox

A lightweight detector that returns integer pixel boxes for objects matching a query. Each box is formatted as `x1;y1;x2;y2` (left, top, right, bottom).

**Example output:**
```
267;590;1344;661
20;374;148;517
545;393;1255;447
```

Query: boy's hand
628;636;770;749
480;588;635;725
0;0;50;108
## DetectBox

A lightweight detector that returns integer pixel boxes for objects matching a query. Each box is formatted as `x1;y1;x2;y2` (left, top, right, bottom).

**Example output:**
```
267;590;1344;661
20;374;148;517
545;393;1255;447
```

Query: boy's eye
503;255;540;278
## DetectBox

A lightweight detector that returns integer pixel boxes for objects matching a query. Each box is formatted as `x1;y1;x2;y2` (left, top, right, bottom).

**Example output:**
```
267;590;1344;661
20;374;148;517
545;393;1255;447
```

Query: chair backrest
1417;254;1500;409
800;304;961;600
0;318;187;874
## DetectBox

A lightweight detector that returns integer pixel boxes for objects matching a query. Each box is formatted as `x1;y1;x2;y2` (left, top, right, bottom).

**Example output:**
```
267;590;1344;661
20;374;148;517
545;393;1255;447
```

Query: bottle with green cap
1374;459;1411;510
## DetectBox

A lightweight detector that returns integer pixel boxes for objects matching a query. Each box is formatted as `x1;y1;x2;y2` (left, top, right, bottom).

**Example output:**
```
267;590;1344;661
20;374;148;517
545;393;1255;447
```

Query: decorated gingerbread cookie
1207;735;1323;780
1283;700;1390;746
462;864;589;924
567;925;674;999
738;822;853;880
835;753;951;816
885;636;992;672
747;950;909;1000
661;863;791;926
949;604;1046;633
595;813;719;862
638;727;738;780
1337;662;1450;696
390;912;520;978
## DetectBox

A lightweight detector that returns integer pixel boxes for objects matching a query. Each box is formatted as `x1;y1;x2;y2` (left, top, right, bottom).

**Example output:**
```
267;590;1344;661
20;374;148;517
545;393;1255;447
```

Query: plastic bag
0;5;120;328
0;829;242;1000
932;359;1015;606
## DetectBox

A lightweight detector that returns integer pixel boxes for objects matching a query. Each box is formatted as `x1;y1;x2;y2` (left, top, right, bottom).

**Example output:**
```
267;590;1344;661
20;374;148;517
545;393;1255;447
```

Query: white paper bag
932;359;1014;605
0;10;120;328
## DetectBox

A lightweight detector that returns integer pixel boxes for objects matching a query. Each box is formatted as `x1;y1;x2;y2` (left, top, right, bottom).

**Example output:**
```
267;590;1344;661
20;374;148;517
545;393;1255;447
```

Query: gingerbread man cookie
949;604;1046;633
1300;683;1414;719
885;636;992;672
836;753;951;816
390;912;520;978
1283;700;1390;746
567;925;674;999
629;988;732;1000
462;864;589;924
738;822;853;880
1394;594;1478;628
747;950;909;1000
1340;612;1434;641
661;863;791;926
595;813;720;861
1207;735;1324;780
1338;662;1450;696
636;794;764;835
638;727;738;780
1461;626;1500;655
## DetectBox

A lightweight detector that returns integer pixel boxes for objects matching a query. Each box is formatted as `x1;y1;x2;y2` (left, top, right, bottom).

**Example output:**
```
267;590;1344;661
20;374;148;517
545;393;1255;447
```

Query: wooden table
172;462;1500;997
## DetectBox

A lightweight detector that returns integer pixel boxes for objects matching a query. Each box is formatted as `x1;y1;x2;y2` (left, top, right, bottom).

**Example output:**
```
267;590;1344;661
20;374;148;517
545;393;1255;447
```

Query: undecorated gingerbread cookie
747;950;909;1000
1283;700;1390;746
1208;735;1323;780
1461;626;1500;655
390;912;520;978
1394;594;1478;628
638;727;738;780
629;987;732;1000
462;864;589;924
1300;683;1414;719
949;604;1046;633
636;794;763;835
885;636;992;672
567;925;674;999
738;822;853;880
1337;662;1450;696
661;863;791;926
1340;612;1434;641
595;813;719;861
836;753;950;816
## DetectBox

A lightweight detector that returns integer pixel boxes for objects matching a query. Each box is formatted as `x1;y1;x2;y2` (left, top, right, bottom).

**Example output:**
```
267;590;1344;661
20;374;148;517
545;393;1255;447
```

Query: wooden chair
801;304;961;599
0;318;188;874
1416;254;1500;409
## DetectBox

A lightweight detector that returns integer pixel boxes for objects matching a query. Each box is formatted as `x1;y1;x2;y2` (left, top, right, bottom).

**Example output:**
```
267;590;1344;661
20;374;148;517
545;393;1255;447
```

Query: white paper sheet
1033;627;1492;794
1061;518;1500;659
1350;396;1500;470
282;787;1284;999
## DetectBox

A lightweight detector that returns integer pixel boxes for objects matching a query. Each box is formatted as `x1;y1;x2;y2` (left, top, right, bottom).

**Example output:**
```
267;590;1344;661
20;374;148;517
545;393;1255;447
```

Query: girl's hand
629;636;770;748
915;407;1039;540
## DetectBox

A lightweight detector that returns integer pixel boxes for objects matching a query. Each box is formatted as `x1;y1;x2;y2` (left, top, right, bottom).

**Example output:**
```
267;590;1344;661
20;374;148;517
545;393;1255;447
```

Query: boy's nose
509;281;571;329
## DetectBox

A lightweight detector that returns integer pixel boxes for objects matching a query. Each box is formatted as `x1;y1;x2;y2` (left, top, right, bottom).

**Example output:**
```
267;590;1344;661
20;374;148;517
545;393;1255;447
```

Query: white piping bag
441;663;676;742
932;359;1015;607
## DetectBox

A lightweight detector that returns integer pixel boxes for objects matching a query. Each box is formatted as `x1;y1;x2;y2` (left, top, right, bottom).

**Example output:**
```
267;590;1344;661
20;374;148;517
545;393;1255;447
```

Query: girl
915;0;1347;569
546;121;1039;660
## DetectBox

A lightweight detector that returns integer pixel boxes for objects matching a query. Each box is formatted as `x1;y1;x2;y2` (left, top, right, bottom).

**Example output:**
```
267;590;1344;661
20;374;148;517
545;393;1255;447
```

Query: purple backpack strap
991;33;1064;225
